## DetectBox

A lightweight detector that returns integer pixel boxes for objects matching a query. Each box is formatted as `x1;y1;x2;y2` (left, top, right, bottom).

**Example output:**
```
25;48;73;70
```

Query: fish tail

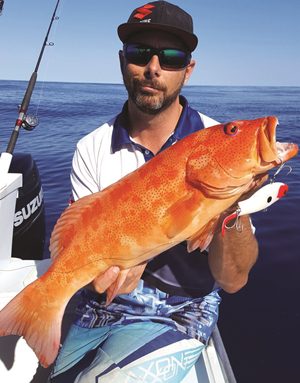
0;276;68;368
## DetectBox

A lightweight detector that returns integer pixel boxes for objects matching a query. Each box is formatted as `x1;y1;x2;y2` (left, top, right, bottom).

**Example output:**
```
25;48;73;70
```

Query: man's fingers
106;263;147;304
91;262;147;302
92;266;120;293
106;269;131;305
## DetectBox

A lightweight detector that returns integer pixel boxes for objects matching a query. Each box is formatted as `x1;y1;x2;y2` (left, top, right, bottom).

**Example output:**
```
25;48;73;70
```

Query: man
50;2;259;382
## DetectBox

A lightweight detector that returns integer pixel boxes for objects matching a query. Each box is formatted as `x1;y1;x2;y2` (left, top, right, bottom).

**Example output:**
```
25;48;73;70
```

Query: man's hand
91;263;147;304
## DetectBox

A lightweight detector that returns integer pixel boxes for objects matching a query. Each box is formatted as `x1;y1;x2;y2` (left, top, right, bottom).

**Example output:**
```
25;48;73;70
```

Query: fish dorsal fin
162;192;202;239
49;192;101;259
187;216;220;252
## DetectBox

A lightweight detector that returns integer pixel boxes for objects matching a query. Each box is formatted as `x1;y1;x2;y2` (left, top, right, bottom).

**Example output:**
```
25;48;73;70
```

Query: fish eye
224;123;238;136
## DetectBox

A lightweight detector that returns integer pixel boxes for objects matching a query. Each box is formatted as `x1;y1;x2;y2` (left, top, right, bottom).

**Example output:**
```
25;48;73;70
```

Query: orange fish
0;116;298;367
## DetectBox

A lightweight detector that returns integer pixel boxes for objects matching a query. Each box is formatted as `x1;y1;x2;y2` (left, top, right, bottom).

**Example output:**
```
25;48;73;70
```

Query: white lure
222;182;288;235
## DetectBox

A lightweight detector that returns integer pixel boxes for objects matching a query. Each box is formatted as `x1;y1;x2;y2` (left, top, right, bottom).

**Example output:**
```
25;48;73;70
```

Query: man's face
120;30;195;115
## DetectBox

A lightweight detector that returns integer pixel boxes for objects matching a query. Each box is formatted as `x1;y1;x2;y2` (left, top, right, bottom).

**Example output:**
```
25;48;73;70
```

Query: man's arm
208;214;258;293
207;174;269;293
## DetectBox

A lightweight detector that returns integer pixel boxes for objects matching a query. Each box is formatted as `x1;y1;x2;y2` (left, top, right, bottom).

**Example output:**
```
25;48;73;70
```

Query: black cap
118;1;198;52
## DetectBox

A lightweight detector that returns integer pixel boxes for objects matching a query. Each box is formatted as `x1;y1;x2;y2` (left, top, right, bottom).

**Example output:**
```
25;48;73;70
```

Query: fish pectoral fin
187;216;220;252
162;193;202;239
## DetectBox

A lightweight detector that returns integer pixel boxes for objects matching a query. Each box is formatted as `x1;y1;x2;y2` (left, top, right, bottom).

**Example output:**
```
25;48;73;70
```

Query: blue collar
111;95;204;154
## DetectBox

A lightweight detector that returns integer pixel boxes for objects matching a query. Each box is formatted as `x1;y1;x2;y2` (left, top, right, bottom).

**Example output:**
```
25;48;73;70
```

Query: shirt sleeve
70;143;99;201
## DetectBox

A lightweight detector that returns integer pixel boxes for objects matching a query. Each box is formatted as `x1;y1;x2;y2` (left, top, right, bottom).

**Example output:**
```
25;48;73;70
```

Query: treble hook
270;162;292;183
222;210;243;236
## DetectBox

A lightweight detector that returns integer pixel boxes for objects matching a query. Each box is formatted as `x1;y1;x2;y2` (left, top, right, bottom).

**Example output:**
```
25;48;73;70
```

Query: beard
122;72;185;115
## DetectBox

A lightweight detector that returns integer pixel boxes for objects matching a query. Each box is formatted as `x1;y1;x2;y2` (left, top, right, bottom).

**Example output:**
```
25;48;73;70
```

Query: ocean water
0;81;299;382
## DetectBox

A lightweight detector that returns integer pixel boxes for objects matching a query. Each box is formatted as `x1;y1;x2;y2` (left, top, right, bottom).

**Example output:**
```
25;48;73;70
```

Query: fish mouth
276;141;298;163
258;116;298;168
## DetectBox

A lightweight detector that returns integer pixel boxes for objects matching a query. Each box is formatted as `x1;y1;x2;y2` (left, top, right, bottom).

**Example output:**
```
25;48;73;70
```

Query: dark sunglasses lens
125;45;151;65
124;45;191;69
161;49;191;69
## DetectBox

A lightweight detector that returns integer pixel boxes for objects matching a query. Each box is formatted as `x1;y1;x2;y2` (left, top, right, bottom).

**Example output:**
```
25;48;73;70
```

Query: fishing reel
22;115;39;131
17;105;39;131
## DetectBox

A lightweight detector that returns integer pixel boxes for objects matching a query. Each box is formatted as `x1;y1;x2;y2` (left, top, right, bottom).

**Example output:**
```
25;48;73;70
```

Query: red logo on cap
133;4;155;20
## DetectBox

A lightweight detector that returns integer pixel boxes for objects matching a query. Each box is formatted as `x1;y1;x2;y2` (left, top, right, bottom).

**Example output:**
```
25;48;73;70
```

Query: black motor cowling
10;153;45;260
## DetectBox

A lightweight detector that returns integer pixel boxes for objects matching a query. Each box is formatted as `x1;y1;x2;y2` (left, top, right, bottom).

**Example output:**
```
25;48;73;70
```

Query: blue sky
1;0;299;86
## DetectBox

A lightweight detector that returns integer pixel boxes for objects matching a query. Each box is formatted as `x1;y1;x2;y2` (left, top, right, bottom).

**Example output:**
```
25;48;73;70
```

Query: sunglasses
123;44;191;70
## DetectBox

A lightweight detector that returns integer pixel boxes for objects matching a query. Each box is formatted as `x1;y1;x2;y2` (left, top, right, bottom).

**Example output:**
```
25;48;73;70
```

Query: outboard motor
10;153;45;260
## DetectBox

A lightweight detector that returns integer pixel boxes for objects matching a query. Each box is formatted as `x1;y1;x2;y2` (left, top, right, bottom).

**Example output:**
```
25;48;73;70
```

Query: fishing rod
5;0;61;156
0;0;4;15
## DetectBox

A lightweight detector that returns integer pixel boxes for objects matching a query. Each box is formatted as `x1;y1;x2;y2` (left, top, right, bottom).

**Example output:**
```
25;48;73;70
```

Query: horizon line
0;79;299;88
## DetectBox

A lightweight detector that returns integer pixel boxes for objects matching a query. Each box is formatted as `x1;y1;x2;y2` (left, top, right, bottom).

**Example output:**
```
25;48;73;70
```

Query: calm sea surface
0;81;299;382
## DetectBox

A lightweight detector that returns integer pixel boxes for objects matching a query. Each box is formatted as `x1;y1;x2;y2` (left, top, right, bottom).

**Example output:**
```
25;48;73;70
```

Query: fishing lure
222;181;289;236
